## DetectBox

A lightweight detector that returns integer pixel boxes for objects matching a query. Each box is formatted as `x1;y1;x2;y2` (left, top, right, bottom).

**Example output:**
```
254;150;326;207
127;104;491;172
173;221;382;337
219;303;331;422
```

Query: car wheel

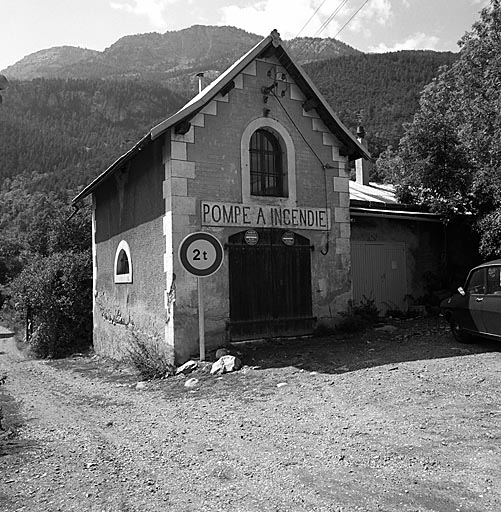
450;316;472;344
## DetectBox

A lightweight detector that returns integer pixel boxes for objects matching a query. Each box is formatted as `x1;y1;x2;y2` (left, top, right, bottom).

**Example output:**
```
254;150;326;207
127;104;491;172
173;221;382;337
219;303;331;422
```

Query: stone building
73;30;370;363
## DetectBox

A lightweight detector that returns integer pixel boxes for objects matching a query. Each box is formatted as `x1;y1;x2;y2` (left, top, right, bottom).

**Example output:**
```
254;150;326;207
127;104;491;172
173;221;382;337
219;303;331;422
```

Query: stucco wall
93;138;167;360
163;55;352;361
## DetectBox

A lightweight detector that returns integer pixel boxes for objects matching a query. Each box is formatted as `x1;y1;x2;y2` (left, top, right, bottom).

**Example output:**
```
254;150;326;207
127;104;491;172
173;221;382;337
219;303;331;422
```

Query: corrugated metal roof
349;181;397;205
349;180;443;221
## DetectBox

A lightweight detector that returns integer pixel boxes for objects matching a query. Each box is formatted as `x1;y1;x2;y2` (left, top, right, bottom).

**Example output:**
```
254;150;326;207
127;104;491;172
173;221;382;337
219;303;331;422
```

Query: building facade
73;31;370;363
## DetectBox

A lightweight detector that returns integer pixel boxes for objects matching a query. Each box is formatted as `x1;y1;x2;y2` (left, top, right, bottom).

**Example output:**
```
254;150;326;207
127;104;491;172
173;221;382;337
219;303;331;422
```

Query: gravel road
0;318;500;512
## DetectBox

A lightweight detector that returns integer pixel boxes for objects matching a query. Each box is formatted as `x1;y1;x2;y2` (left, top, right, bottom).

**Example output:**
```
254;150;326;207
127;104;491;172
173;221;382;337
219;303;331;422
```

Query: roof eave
72;30;371;204
72;36;277;206
274;45;371;162
71;133;151;205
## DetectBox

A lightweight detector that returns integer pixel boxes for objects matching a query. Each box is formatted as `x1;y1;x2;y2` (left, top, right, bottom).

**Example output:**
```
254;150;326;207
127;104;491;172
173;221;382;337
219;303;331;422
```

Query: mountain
2;25;360;93
2;46;99;81
0;26;459;192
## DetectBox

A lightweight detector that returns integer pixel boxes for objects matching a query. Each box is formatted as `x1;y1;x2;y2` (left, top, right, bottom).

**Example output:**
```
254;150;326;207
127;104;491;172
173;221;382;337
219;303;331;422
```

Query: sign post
197;277;205;360
178;232;224;361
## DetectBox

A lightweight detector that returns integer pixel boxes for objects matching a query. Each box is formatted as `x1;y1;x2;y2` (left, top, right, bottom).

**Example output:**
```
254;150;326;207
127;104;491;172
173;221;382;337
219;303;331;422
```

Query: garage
351;241;407;314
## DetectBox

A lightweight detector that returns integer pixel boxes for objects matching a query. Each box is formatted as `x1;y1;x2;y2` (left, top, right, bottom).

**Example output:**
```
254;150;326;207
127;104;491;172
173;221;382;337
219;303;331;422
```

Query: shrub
126;330;175;380
337;296;380;333
9;250;92;358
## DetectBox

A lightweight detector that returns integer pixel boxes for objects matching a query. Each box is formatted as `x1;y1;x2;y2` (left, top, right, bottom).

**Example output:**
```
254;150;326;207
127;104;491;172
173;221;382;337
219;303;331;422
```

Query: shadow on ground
231;316;501;375
0;386;38;458
21;316;501;399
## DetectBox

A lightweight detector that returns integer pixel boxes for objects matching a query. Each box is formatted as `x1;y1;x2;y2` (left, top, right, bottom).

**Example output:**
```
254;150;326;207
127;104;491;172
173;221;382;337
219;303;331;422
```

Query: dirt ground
0;316;500;512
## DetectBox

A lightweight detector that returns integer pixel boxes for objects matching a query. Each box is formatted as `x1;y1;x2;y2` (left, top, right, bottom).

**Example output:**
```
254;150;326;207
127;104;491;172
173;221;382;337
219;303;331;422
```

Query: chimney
355;125;371;186
196;72;205;93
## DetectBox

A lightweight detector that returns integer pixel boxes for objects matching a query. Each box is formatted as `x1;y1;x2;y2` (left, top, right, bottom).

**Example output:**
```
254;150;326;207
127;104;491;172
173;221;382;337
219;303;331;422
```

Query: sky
0;0;492;71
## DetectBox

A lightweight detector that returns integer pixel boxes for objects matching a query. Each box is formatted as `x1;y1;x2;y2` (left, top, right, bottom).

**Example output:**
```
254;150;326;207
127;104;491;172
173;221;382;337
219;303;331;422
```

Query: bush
9;250;92;358
127;331;175;380
337;296;380;333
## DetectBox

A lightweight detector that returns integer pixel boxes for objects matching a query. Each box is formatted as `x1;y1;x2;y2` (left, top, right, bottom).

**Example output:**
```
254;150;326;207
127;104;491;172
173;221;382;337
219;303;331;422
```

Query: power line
294;0;330;39
293;0;352;63
314;0;351;38
333;0;372;39
270;89;326;168
270;89;332;255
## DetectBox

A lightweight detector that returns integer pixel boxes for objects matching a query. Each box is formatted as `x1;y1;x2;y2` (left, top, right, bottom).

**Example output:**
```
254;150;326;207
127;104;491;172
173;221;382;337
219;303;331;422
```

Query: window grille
250;129;285;197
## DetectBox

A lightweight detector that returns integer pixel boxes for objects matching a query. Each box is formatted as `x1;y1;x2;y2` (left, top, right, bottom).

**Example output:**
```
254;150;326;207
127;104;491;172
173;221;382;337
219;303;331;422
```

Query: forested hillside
304;50;457;156
1;26;457;161
0;78;187;193
0;49;458;198
0;78;186;310
0;48;458;243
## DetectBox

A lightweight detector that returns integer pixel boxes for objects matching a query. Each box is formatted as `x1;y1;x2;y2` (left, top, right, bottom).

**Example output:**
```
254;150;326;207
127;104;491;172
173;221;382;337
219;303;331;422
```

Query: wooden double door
228;229;314;340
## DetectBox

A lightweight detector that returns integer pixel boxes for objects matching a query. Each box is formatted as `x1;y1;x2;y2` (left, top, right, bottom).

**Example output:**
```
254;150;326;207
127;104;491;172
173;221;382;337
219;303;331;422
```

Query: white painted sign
201;201;330;231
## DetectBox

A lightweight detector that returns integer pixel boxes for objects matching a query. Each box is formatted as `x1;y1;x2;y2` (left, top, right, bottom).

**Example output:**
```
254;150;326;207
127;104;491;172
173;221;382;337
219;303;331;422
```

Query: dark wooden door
228;229;314;340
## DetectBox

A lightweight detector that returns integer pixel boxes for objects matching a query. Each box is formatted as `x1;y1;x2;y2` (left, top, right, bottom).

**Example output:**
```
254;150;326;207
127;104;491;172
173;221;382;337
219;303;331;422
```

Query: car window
486;266;501;294
466;268;485;295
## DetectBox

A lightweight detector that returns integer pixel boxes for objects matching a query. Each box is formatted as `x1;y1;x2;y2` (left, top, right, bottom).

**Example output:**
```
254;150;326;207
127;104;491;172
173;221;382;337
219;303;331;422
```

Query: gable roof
72;30;371;205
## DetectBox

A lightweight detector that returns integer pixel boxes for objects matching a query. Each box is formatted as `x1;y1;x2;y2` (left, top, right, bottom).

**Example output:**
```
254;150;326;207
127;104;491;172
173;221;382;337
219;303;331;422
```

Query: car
441;259;501;343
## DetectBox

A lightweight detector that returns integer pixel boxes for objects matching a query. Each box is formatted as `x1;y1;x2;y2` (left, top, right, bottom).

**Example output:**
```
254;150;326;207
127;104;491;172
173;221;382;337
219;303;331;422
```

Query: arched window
249;129;286;197
241;118;296;204
114;240;132;283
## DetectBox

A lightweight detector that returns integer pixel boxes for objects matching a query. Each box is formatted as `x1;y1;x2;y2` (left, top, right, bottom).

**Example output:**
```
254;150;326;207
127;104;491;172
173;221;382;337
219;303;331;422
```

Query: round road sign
178;232;224;277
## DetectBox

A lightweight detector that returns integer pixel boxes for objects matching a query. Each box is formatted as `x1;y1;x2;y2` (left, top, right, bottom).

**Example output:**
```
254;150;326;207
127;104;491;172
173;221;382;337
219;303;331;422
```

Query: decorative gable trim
72;30;371;206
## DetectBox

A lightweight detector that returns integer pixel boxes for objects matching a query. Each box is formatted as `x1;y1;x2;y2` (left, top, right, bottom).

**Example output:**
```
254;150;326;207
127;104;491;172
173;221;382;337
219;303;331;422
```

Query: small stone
374;325;398;332
135;381;147;390
210;355;242;375
184;378;199;388
175;360;198;375
277;382;288;388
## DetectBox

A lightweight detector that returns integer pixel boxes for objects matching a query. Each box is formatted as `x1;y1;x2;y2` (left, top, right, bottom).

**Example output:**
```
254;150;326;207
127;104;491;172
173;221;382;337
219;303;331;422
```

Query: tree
387;0;501;256
9;250;92;358
395;72;472;216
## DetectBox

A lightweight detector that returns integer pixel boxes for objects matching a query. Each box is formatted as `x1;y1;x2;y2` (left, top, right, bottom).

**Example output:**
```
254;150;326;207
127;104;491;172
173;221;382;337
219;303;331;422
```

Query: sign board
244;229;259;245
201;201;330;231
178;232;224;278
281;231;295;246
